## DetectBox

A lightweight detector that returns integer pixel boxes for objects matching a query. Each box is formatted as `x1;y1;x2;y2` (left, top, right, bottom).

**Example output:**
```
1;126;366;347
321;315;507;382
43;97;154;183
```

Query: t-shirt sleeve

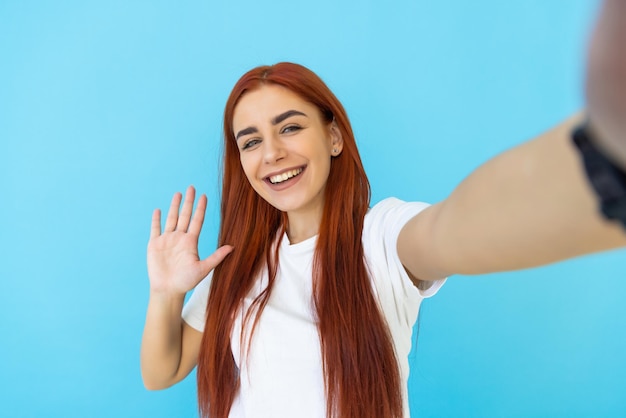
181;272;213;332
364;197;446;304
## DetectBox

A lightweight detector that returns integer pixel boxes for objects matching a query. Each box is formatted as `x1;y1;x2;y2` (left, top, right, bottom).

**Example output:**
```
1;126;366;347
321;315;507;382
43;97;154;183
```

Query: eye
281;124;302;134
241;138;261;150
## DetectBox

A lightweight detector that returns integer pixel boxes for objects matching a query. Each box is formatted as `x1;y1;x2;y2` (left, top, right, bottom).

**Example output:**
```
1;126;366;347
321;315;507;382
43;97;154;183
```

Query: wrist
587;122;626;171
572;122;626;229
148;288;186;305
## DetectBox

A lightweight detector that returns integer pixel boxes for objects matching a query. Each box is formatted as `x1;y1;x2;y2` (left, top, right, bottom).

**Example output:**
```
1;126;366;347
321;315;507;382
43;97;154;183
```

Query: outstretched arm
140;186;232;389
398;1;626;283
398;114;626;282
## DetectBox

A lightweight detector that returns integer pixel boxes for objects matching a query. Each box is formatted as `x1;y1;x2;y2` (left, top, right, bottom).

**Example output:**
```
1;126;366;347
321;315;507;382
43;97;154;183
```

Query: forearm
429;114;626;275
140;292;186;390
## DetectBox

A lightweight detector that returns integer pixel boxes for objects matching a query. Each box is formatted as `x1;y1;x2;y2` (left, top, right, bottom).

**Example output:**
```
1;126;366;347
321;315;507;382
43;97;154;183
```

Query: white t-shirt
183;197;445;418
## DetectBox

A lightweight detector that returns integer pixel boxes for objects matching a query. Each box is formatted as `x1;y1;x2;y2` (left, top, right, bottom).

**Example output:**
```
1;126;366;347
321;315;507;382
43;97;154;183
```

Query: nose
262;135;286;164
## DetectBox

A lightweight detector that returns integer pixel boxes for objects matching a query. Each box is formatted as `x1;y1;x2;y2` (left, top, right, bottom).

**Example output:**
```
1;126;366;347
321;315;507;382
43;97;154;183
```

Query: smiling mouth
267;167;304;184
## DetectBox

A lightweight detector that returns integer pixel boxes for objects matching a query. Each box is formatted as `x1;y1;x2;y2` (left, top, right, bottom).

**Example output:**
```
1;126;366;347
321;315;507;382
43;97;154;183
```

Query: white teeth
269;168;303;184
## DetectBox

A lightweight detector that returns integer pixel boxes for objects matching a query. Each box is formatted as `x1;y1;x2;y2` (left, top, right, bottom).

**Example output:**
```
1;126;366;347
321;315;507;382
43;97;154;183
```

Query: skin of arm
140;186;232;390
140;293;203;390
398;113;626;283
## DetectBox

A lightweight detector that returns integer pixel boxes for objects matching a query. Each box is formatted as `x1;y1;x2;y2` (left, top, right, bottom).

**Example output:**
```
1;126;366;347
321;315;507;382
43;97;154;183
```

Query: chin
261;195;312;214
264;200;300;213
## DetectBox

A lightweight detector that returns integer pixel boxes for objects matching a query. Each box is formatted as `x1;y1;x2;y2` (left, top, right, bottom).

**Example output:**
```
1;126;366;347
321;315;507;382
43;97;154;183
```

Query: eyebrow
235;109;307;140
272;109;306;125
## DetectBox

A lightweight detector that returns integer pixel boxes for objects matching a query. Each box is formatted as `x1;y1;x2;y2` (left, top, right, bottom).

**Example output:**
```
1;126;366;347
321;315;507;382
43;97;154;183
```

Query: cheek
239;155;260;184
316;147;333;176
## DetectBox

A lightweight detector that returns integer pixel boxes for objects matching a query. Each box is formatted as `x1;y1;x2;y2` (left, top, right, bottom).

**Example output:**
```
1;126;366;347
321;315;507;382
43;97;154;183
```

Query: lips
264;166;305;185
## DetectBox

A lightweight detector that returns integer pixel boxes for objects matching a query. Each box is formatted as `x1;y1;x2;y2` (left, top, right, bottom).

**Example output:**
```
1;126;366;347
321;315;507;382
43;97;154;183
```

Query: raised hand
586;0;626;169
147;186;233;295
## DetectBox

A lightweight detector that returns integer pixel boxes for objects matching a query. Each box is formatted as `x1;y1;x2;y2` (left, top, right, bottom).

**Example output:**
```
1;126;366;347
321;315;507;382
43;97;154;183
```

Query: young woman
141;7;626;416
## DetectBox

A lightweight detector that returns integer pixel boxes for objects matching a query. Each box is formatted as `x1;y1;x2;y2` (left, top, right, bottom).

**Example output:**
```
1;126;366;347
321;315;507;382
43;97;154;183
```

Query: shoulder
365;197;431;233
364;197;445;297
362;197;431;276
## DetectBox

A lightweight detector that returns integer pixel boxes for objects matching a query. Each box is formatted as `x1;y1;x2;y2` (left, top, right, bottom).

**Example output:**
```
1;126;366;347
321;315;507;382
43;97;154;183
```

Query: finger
164;192;182;232
198;245;234;276
150;208;161;239
188;194;207;236
177;185;196;232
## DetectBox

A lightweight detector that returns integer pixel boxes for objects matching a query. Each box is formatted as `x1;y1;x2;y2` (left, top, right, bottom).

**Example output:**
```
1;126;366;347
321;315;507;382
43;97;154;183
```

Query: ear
329;120;344;157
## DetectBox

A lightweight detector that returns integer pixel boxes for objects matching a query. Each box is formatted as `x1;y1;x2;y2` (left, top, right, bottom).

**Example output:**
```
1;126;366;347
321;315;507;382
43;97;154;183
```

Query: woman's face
232;84;343;218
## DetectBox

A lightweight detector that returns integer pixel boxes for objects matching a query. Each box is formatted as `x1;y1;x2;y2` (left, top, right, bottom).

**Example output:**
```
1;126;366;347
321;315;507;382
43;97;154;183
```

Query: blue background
1;0;625;417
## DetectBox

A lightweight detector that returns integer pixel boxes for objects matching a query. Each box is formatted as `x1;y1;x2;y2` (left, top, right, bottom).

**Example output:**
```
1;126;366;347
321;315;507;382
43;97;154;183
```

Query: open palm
147;186;232;295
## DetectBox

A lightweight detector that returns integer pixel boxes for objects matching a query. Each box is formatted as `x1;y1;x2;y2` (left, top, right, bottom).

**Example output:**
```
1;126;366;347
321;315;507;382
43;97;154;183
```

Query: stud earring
333;148;338;154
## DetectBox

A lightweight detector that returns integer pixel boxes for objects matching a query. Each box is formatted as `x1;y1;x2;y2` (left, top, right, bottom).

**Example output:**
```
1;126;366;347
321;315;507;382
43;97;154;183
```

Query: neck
285;207;323;244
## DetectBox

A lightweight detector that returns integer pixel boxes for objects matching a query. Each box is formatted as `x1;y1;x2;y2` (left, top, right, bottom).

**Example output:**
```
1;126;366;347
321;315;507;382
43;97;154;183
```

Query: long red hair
198;62;402;418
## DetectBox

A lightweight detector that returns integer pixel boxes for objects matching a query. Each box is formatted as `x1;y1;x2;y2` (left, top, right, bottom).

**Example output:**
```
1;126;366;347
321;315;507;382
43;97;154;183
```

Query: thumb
198;245;234;275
